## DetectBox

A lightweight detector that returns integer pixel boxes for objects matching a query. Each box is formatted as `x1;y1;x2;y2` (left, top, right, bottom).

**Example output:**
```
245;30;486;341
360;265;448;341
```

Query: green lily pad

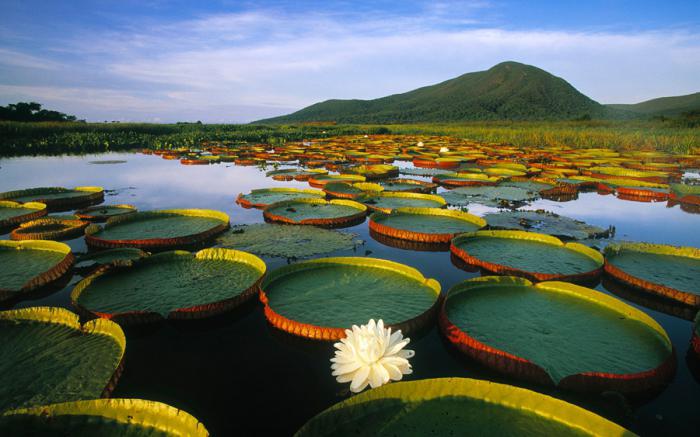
451;231;603;280
399;167;452;177
0;398;208;436
440;186;537;208
361;192;446;212
370;208;485;236
263;198;366;226
75;248;149;269
604;242;700;306
0;307;125;411
0;201;47;230
85;209;229;250
216;224;362;258
443;277;672;386
0;240;74;302
0;187;104;210
261;257;440;338
72;248;266;322
75;204;137;221
484;210;610;240
296;377;634;436
378;178;437;193
237;188;324;208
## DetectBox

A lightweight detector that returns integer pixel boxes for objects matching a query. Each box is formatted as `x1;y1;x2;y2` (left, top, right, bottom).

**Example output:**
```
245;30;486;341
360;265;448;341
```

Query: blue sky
0;1;698;122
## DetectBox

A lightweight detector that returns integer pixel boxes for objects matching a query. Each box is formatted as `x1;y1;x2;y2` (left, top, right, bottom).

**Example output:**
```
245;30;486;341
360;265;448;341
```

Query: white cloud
0;5;699;121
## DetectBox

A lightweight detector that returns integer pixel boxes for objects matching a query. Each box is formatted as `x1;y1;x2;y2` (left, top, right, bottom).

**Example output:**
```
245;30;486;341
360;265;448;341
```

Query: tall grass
0;119;697;157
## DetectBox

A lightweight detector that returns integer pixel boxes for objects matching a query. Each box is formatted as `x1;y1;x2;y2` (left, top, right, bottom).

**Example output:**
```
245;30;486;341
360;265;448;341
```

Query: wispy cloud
0;2;699;122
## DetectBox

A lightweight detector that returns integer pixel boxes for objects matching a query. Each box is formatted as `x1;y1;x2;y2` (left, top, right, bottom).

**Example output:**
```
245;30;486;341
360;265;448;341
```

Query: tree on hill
0;102;81;122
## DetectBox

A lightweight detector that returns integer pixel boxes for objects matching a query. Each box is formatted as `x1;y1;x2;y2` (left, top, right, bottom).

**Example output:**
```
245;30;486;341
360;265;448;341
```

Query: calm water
1;152;699;436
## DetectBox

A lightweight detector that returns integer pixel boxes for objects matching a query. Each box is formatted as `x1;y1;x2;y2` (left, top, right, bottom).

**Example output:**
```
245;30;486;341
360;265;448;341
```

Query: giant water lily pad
75;248;149;270
441;277;674;392
604;242;700;307
0;307;125;411
399;167;452;177
10;218;89;241
484;210;609;240
260;257;441;340
369;208;485;243
296;377;634;436
0;398;208;436
263;198;366;227
0;240;74;303
85;209;230;250
0;201;47;231
217;224;362;258
361;192;446;213
308;174;366;188
72;248;266;324
379;178;437;193
236;188;325;208
440;185;537;208
266;168;327;181
451;230;603;283
0;186;104;211
75;204;137;221
322;182;383;199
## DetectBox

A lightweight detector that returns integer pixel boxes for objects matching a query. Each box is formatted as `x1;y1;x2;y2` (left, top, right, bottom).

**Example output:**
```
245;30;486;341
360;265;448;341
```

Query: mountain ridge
255;62;698;124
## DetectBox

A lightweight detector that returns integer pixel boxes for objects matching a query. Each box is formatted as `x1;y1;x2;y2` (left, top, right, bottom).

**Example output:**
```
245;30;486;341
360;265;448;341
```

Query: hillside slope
257;61;610;123
607;92;700;117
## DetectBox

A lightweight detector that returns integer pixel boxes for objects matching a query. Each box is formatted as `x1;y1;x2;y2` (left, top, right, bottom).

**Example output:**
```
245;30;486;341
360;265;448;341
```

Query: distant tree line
0;102;82;122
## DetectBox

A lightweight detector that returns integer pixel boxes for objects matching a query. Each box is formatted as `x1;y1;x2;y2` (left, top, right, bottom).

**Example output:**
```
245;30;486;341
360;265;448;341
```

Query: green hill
607;92;700;117
256;61;611;124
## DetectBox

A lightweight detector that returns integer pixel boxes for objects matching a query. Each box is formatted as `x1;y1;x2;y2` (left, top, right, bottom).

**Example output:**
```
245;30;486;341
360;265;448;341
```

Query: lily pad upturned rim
295;377;634;437
361;191;447;213
75;204;137;221
0;201;47;229
0;398;209;436
322;182;383;199
10;218;89;241
0;186;104;210
71;248;266;324
85;209;230;250
604;242;700;307
432;172;501;187
380;178;438;193
0;240;75;302
0;306;126;399
236;187;325;209
369;207;486;243
260;256;441;341
263;198;367;228
439;276;675;394
307;173;366;188
450;230;604;283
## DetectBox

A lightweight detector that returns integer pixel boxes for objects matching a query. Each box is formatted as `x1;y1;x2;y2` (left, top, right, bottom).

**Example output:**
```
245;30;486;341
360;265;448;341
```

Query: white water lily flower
439;146;449;153
330;319;414;393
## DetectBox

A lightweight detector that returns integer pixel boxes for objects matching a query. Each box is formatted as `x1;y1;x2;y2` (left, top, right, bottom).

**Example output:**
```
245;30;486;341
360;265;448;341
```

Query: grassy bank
0;119;697;157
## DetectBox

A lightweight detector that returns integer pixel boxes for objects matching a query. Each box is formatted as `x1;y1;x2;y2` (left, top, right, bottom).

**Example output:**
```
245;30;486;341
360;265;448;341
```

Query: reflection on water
1;152;699;436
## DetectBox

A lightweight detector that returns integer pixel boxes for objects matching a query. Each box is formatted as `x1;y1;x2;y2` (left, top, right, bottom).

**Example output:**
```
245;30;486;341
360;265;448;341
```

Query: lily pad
451;230;603;283
604;242;700;307
75;248;149;270
0;240;74;303
85;209;230;250
75;204;137;221
296;377;633;436
263;198;366;227
10;218;89;241
72;248;266;324
399;167;452;177
308;174;366;188
0;398;208;436
236;188;325;209
369;208;485;243
266;168;328;181
378;178;437;193
440;186;537;208
323;182;383;199
441;277;674;392
0;186;104;211
361;192;446;213
0;201;47;231
484;210;610;240
433;172;500;187
216;224;362;258
0;307;125;411
260;257;441;340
